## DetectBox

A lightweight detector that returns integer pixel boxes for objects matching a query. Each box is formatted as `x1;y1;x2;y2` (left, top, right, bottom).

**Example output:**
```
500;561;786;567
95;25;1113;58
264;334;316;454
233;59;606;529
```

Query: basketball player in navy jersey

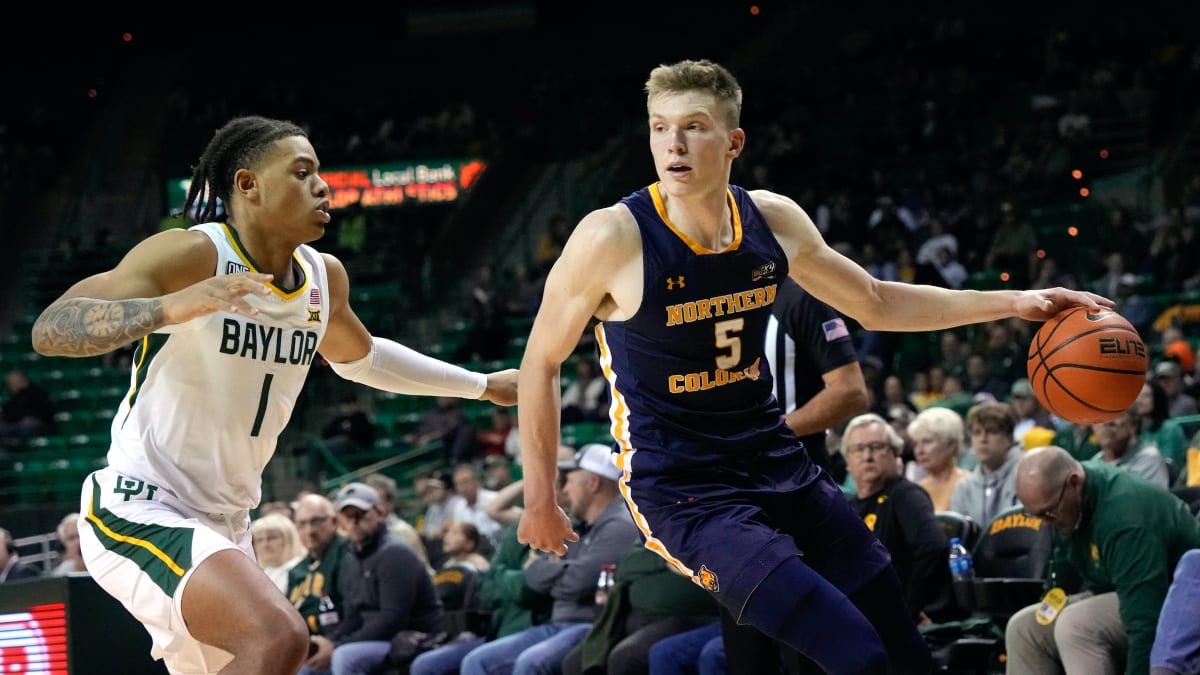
515;59;1111;673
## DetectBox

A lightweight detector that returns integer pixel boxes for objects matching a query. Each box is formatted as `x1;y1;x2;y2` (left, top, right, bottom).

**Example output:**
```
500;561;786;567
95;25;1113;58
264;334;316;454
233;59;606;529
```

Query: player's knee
247;605;309;664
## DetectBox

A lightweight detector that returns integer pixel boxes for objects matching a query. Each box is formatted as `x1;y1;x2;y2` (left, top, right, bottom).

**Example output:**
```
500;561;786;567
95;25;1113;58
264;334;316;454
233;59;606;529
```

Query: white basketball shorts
77;467;253;675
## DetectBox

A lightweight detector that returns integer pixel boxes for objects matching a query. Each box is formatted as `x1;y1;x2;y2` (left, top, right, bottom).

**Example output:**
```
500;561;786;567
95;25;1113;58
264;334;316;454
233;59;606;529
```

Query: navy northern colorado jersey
597;183;798;462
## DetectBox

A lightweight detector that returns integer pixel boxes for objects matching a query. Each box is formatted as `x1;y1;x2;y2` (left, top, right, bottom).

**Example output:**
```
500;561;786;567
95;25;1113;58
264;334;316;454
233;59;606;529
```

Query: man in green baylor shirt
1007;446;1200;675
288;494;348;636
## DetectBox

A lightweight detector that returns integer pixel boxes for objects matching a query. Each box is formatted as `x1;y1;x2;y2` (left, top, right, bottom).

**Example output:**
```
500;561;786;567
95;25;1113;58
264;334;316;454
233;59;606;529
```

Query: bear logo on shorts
697;564;719;592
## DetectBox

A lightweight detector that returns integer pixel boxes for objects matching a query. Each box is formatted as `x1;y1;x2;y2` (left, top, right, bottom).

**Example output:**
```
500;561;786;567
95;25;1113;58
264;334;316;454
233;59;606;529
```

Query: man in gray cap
451;443;640;675
1154;361;1198;418
300;482;443;675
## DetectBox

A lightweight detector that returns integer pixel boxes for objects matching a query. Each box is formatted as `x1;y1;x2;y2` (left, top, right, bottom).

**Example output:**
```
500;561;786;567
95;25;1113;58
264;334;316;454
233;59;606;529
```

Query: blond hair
645;59;743;130
250;512;305;562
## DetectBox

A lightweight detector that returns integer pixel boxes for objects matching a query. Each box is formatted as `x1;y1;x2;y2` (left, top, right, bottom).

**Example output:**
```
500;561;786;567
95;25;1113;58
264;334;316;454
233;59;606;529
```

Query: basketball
1026;308;1148;425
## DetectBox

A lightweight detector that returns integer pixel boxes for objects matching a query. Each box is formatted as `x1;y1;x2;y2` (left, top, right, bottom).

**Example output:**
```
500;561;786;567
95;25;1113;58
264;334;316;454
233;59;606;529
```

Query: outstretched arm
753;191;1114;331
518;207;637;555
31;229;272;357
318;253;517;405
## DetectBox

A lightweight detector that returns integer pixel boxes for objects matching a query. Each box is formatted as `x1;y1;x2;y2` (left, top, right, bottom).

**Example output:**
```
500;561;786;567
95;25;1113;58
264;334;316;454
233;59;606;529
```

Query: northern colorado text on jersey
664;284;777;327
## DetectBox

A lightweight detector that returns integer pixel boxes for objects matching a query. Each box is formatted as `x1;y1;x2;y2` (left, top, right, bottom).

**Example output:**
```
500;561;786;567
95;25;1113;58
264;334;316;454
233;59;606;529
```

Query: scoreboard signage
168;158;486;213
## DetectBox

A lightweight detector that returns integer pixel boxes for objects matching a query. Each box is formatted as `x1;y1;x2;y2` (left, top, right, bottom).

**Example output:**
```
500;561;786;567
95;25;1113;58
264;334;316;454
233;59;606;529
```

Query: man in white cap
452;443;640;675
300;482;442;675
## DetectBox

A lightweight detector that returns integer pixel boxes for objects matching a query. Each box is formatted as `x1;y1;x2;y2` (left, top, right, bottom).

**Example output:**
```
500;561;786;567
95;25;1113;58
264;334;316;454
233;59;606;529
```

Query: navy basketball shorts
616;445;892;618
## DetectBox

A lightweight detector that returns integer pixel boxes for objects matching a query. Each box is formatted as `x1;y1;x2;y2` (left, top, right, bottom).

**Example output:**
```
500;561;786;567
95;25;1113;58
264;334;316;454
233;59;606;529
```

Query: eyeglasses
845;441;894;457
1024;478;1070;521
295;515;332;530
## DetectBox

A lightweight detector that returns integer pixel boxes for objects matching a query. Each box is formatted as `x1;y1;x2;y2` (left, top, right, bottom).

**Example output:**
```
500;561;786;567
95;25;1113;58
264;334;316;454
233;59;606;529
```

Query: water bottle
948;537;975;582
595;563;616;606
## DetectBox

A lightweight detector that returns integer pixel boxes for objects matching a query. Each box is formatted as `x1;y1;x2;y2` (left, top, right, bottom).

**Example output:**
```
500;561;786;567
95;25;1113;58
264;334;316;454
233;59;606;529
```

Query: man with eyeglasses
843;413;952;626
288;493;348;639
1005;445;1200;674
300;482;443;675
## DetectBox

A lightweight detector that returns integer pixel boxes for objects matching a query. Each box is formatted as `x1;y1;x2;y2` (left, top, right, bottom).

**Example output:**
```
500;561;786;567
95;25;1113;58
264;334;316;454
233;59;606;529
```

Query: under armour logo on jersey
751;262;777;282
666;276;686;290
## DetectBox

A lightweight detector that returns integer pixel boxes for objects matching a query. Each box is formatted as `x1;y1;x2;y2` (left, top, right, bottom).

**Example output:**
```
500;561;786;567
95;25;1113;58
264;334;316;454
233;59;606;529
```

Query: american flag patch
309;288;322;306
822;318;849;341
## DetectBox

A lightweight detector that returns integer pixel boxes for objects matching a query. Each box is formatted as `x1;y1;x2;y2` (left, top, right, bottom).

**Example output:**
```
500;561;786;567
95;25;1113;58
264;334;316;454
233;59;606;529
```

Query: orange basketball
1026;308;1147;425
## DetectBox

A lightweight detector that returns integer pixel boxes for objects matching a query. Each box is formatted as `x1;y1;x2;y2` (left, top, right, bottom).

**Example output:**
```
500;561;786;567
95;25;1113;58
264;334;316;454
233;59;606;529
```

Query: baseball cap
1155;361;1183;379
334;482;381;512
557;443;622;482
1009;378;1034;399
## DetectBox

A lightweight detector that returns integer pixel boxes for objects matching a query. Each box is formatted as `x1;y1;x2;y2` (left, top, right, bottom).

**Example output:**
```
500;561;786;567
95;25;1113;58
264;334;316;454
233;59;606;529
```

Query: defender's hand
480;368;519;406
162;272;274;325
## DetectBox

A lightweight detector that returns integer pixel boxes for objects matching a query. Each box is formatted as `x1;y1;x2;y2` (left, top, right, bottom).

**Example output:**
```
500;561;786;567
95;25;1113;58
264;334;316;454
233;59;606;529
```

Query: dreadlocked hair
184;115;307;224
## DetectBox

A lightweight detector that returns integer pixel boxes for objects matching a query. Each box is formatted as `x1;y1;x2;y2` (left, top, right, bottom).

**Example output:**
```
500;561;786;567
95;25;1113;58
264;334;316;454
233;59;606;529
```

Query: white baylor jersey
107;222;329;514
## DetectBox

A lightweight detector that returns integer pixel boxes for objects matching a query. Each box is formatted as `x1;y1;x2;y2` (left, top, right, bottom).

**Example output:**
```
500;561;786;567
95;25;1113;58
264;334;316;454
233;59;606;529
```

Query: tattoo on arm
32;298;164;357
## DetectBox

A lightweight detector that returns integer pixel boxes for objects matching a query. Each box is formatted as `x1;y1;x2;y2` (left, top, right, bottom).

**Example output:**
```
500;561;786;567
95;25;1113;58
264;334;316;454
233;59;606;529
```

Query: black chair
936;511;982;552
930;506;1055;674
1173;486;1200;517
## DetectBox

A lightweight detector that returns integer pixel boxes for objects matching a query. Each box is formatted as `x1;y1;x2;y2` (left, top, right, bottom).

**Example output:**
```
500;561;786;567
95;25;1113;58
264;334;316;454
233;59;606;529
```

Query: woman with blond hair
250;512;306;594
50;513;87;576
907;407;972;511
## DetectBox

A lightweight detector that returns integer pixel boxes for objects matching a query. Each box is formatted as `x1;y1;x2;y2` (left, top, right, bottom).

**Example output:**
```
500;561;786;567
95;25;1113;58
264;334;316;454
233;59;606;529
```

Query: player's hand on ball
1016;287;1114;322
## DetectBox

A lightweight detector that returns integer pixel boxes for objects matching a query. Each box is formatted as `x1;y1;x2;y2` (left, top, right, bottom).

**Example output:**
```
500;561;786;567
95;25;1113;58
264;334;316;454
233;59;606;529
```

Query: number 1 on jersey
251;374;274;437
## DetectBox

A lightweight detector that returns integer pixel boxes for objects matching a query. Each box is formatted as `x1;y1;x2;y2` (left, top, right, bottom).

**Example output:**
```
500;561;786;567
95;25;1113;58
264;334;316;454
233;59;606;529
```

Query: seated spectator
1008;378;1058;443
50;513;86;576
910;366;947;411
363;472;432;572
561;540;720;675
302;482;443;675
251;513;306;594
477;407;518;459
407;397;479;466
843;413;951;624
410;468;569;675
1151;549;1200;675
320;394;376;454
1155;361;1199;418
434;521;490;613
415;470;458;568
454;444;640;675
1136;380;1189;468
0;527;38;583
561;359;609;425
288;493;348;638
449;463;505;547
1053;421;1100;462
950;401;1023;527
483;454;516;491
0;369;56;445
1006;447;1200;674
415;471;457;539
906;407;971;512
873;375;918;422
1091;409;1170;489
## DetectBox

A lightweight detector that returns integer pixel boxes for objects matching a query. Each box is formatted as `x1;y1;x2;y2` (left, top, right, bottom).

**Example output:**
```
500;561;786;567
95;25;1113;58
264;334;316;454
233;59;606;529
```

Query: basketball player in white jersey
31;115;518;675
